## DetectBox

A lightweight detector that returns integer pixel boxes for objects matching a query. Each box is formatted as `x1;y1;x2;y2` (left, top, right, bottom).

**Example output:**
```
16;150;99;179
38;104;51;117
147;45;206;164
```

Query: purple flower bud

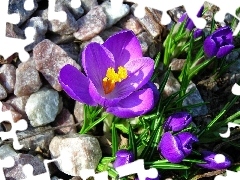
197;151;231;170
135;175;161;180
203;26;234;58
113;149;134;168
178;6;204;31
163;112;192;132
193;29;203;39
158;132;198;163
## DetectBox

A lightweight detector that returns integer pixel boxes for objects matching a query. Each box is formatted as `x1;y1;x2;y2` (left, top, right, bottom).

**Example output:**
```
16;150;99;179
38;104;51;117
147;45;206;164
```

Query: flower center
102;66;127;94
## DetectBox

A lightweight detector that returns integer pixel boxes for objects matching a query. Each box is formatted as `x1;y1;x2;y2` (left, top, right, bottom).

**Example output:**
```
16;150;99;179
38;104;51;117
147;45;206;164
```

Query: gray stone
0;144;17;159
17;125;55;152
25;88;61;127
118;14;144;35
47;32;75;44
137;31;155;55
162;72;181;98
0;84;7;100
6;95;29;119
74;6;107;41
81;0;98;12
14;59;42;97
99;26;122;41
6;23;25;39
101;1;130;28
22;17;48;51
4;154;46;179
0;64;16;94
169;58;186;71
49;133;102;176
52;108;77;135
73;101;84;128
33;39;81;91
9;0;38;25
183;82;208;117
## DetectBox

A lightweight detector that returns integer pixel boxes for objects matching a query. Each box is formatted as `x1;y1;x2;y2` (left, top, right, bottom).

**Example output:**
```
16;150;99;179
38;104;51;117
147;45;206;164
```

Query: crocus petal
197;151;231;170
212;26;233;38
163;112;192;132
216;44;234;58
107;88;154;118
58;64;97;106
141;82;160;106
178;13;188;23
158;132;185;163
82;42;115;96
103;30;143;67
113;149;134;168
112;57;154;100
193;29;203;39
203;36;218;58
176;132;198;156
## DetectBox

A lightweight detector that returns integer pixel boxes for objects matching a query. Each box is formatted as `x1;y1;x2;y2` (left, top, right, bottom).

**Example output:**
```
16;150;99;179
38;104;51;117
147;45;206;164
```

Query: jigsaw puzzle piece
0;102;28;150
24;0;35;11
115;159;158;180
0;156;14;180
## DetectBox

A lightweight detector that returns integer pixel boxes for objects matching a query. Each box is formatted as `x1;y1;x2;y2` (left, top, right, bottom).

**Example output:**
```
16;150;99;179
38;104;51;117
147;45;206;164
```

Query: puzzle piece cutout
214;170;240;180
0;102;28;150
122;0;240;35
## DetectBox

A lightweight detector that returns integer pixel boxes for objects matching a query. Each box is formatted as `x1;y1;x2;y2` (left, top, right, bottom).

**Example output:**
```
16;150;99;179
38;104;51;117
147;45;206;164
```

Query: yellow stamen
102;66;128;94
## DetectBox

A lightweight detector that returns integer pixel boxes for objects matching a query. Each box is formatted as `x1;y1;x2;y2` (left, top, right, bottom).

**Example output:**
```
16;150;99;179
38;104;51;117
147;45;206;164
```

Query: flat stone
4;154;46;179
49;133;102;176
52;108;77;135
6;95;29;119
81;0;98;12
74;6;107;41
14;59;42;97
22;17;48;51
134;6;162;38
101;1;130;28
9;0;38;25
17;125;55;152
183;82;209;117
33;39;81;91
25;88;62;127
117;14;144;35
0;64;16;94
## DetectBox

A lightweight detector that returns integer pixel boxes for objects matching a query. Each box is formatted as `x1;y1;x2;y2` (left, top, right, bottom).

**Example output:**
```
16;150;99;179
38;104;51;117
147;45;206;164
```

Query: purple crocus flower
178;6;204;31
203;26;234;58
58;30;158;118
158;132;198;163
197;151;231;170
163;112;192;132
193;29;203;39
135;175;161;180
113;149;134;168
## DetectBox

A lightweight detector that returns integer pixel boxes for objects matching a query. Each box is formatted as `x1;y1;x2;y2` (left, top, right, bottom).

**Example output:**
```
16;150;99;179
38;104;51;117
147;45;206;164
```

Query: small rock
52;108;77;135
183;82;208;117
74;6;107;41
49;133;102;176
9;0;38;25
0;64;16;94
17;125;55;152
169;58;186;71
0;145;17;160
81;0;98;12
162;72;181;98
137;31;155;55
25;88;62;127
6;23;25;39
14;59;42;97
4;154;46;179
73;101;84;128
101;1;130;28
33;39;81;91
134;7;162;38
0;84;7;100
22;17;48;51
59;42;80;61
118;14;144;35
6;95;29;119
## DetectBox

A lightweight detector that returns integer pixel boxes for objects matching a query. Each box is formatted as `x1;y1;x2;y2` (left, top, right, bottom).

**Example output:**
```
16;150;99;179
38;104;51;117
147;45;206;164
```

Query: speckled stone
49;133;102;176
81;0;98;12
0;64;16;94
0;84;7;100
33;39;81;91
74;6;107;41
